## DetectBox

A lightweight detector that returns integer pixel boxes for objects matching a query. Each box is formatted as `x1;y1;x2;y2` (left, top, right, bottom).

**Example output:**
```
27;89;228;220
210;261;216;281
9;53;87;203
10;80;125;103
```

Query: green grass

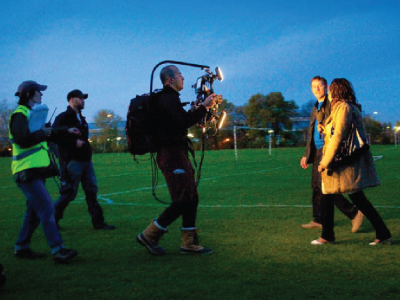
0;146;399;299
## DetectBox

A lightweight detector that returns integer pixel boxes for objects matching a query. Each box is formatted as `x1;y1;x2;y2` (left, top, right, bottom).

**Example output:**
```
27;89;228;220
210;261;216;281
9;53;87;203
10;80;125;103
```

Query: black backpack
125;91;160;156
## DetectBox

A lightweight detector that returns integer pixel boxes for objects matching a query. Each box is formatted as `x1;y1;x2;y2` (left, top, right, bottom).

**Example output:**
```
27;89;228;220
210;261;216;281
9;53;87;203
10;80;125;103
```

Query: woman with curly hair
312;78;391;246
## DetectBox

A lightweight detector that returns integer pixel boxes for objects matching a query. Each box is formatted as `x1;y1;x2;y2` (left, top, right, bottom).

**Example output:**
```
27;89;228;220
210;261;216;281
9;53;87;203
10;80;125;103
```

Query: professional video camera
192;67;226;136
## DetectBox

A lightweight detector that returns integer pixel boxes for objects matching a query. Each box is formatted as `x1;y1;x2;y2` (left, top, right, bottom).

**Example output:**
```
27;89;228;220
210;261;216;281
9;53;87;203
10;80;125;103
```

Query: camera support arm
150;60;210;94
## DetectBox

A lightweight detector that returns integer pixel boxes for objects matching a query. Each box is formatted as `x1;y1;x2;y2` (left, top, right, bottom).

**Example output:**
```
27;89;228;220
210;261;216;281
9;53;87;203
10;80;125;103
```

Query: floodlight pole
234;126;238;162
268;130;274;155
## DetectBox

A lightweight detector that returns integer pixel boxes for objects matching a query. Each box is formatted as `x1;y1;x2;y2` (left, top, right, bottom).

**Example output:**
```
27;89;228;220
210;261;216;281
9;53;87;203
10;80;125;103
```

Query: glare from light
218;111;227;129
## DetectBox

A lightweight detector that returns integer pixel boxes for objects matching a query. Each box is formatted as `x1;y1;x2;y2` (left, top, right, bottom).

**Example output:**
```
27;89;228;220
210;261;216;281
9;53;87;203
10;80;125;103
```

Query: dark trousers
321;190;391;241
54;160;105;227
156;146;199;229
312;149;358;223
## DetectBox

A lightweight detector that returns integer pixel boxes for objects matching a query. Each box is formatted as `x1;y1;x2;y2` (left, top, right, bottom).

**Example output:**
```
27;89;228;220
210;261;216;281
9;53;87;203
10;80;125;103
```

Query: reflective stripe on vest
12;146;43;161
9;106;50;174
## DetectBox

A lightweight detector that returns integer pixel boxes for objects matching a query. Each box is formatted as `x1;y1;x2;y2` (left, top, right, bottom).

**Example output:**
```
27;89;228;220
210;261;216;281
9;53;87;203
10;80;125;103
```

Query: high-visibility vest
9;105;50;175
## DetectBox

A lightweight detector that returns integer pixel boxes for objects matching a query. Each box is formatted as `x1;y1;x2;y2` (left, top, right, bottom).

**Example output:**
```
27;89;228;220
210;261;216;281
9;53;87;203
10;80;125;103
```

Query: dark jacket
52;106;92;162
151;86;207;148
304;96;332;164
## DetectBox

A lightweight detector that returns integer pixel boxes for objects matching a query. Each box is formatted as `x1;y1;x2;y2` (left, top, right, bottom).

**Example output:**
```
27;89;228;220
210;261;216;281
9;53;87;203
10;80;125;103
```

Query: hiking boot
136;220;166;255
15;248;46;259
53;248;78;263
180;228;212;255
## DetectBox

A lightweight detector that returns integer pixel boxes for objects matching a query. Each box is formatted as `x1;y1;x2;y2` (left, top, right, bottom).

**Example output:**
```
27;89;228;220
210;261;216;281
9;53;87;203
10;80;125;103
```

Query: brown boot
180;228;212;255
136;220;167;255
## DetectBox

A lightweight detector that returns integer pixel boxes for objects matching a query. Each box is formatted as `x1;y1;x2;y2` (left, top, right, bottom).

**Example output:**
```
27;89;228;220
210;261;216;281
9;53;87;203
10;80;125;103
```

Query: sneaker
53;248;78;263
311;237;332;245
94;223;116;230
15;248;46;259
301;221;322;229
369;238;392;246
351;211;364;233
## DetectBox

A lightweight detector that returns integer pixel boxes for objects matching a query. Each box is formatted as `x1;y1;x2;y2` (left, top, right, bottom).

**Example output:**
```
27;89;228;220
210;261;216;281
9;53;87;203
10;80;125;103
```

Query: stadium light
394;126;400;147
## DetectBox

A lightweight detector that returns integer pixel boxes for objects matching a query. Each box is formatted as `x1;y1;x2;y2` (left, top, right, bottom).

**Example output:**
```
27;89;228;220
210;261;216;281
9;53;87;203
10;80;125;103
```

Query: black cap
67;89;88;101
15;80;47;96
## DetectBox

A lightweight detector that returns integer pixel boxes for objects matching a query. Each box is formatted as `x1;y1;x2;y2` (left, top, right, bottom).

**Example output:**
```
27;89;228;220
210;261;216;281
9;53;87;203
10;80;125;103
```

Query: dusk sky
1;0;399;125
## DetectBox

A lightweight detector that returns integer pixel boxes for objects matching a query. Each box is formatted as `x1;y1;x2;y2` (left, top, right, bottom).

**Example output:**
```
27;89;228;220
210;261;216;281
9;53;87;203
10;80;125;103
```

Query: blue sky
1;0;399;124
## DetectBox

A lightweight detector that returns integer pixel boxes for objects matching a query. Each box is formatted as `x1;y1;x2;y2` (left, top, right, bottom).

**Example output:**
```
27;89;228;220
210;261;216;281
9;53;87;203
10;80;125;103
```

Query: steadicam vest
9;105;50;175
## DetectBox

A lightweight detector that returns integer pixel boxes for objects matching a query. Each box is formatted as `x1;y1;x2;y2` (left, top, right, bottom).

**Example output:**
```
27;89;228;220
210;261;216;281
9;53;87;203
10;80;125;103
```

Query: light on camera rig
192;67;225;137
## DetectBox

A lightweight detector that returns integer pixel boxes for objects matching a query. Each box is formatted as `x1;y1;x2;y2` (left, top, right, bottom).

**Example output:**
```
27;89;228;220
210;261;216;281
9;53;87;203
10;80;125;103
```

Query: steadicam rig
192;67;226;137
149;60;226;137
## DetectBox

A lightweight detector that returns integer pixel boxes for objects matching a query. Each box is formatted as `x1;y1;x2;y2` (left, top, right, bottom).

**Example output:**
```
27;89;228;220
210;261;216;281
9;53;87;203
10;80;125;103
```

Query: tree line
1;94;399;155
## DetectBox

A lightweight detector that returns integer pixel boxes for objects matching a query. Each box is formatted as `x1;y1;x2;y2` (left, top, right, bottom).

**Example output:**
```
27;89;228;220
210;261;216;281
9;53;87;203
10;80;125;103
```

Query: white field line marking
73;163;400;209
75;166;287;203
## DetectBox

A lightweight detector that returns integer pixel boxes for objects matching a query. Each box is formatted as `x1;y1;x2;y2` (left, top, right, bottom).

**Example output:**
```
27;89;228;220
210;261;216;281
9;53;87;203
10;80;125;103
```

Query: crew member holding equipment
136;65;217;255
10;80;79;263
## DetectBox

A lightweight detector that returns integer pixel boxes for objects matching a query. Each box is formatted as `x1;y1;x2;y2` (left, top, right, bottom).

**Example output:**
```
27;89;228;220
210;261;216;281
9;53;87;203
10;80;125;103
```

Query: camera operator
137;65;217;255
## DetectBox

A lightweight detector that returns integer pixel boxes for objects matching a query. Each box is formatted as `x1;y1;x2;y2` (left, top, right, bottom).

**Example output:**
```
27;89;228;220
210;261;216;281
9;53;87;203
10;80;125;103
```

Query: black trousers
311;149;358;223
321;190;391;241
156;146;199;229
54;160;105;227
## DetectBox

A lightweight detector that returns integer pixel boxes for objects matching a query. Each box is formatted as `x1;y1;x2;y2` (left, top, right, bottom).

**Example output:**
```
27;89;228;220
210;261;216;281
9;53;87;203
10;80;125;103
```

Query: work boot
180;228;212;255
136;220;167;255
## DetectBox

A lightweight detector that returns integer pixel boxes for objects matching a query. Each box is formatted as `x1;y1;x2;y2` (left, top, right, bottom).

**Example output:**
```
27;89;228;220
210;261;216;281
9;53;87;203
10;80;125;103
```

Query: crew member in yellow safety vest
9;80;79;263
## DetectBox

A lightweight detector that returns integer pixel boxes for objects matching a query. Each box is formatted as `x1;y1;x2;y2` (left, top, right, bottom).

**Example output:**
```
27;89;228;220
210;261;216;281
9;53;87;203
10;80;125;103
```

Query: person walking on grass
136;65;217;255
52;89;115;230
313;78;391;245
10;81;79;263
300;76;363;232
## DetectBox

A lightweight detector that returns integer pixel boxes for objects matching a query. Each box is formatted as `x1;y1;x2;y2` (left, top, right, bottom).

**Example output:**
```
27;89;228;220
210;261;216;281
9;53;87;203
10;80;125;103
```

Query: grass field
0;146;399;300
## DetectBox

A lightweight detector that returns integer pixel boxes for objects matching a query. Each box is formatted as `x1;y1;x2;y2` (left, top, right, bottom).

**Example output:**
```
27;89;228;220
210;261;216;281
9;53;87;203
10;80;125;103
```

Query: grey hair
160;65;177;85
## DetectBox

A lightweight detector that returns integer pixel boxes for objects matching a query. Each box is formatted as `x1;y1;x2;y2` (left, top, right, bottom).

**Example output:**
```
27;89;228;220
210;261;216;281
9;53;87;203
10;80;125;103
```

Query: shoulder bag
331;105;370;167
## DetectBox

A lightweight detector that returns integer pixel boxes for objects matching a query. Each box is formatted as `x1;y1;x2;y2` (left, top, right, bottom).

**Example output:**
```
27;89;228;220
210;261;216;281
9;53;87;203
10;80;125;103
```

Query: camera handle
150;60;209;94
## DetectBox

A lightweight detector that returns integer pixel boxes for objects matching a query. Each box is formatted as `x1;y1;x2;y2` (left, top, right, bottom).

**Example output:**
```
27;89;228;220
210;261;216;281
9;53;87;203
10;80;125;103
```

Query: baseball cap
67;89;88;101
15;80;47;96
